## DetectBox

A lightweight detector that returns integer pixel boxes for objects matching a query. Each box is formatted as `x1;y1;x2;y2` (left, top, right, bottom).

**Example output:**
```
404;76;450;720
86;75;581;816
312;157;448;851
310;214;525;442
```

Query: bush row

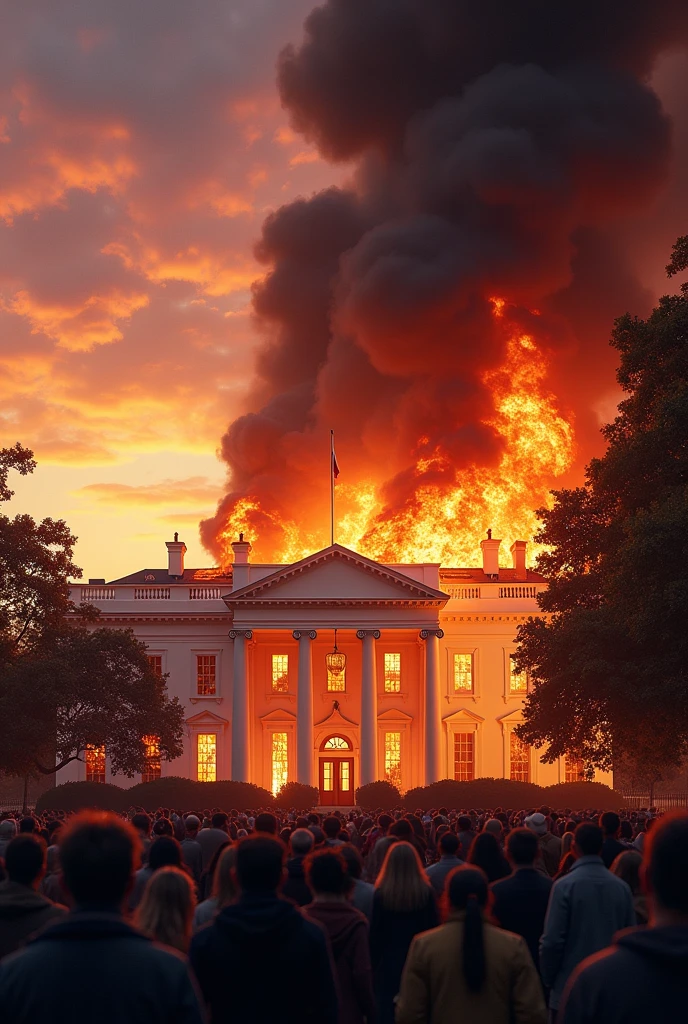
357;778;628;811
36;777;274;814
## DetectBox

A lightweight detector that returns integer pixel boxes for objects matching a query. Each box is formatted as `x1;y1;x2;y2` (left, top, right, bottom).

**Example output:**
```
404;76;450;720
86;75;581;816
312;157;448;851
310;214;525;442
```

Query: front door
319;756;354;805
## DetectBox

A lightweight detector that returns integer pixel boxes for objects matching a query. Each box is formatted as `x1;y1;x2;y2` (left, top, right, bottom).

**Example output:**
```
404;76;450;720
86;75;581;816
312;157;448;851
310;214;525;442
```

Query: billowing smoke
201;1;688;565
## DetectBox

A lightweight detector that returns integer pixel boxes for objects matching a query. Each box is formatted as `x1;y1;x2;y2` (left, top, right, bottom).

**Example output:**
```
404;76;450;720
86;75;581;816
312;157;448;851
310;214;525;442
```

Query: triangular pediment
185;709;229;728
377;707;414;723
315;702;358;729
444;708;485;725
225;544;448;606
260;708;297;723
497;708;524;725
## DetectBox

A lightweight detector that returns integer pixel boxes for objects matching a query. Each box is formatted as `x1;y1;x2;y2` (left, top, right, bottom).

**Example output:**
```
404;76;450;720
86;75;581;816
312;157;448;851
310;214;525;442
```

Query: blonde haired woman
193;844;238;931
136;866;196;953
370;841;438;1024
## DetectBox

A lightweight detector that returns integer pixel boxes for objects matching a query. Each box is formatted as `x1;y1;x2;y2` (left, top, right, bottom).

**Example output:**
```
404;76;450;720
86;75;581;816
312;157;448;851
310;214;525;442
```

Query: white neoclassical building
61;533;608;803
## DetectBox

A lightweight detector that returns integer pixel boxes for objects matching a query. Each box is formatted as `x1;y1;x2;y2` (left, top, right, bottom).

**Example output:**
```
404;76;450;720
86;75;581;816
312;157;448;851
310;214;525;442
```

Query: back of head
152;817;173;838
19;817;36;834
378;813;393;833
212;844;238;906
132;812;150;835
290;827;314;857
149;835;182;871
376;841;429;911
506;827;539;867
468;830;502;870
60;812;138;908
305;848;352;897
439;832;460;857
447;865;487;993
184;814;201;834
323;815;341;839
389;818;412;840
339;843;363;880
236;834;284;893
5;834;46;887
600;811;620;837
211;812;228;830
574;822;603;857
645;811;688;915
255;812;278;835
136;866;196;953
458;815;472;832
610;849;642;894
484;819;502;839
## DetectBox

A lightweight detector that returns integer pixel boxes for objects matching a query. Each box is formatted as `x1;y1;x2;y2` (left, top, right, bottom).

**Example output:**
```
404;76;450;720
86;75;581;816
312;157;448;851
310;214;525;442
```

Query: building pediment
185;709;229;728
225;544;448;608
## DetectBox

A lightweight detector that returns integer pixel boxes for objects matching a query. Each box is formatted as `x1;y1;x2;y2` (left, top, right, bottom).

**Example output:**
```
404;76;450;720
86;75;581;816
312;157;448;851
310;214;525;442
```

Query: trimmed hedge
36;782;131;814
541;782;628;810
403;778;628;812
275;781;319;809
356;780;402;809
36;777;275;814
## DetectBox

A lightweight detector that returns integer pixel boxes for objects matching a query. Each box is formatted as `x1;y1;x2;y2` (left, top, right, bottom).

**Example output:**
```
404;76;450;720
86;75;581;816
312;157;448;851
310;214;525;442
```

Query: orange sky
2;4;687;580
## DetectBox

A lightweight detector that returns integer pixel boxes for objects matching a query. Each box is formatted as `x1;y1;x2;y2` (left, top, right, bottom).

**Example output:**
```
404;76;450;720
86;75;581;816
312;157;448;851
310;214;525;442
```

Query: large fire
214;301;574;568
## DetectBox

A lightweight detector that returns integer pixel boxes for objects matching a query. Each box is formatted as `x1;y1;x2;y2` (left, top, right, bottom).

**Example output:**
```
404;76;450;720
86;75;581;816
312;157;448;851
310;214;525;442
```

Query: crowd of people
0;801;685;1022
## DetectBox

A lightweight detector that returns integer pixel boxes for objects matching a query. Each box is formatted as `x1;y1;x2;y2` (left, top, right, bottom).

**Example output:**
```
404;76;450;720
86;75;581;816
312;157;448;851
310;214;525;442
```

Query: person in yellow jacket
395;865;547;1024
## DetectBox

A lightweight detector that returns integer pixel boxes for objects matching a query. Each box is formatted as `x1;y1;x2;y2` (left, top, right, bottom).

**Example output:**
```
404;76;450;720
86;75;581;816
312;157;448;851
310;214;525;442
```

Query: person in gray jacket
540;822;635;1017
426;832;463;896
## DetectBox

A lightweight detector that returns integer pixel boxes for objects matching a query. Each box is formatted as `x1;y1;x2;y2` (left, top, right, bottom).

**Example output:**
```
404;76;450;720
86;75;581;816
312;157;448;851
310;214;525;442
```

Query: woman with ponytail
395;866;546;1024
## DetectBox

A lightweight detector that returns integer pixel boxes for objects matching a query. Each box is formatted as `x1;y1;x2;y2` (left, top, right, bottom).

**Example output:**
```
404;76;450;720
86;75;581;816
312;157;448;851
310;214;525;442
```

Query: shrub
541;782;629;810
126;777;274;811
356;780;402;809
275;781;319;809
403;778;543;812
35;781;130;814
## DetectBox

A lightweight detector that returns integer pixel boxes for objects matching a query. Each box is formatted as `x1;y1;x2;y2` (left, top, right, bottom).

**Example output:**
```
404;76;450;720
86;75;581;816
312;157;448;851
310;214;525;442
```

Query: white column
421;628;444;784
229;629;252;781
293;630;317;785
357;629;380;785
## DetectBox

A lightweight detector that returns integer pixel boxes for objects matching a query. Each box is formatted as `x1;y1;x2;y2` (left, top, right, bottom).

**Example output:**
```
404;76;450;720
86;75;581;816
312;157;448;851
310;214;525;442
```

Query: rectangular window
453;653;473;693
509;655;528;694
85;744;106;784
565;755;587;783
327;667;346;692
384;731;402;790
322;760;333;792
454;732;475;781
339;761;350;792
271;654;289;692
383;653;401;693
271;732;288;796
147;655;162;676
197;733;217;782
196;655;216;696
510;732;530;782
141;734;161;783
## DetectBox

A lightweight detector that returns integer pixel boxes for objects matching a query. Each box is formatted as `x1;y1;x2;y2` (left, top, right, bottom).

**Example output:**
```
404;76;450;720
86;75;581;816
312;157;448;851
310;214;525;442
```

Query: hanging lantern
325;628;346;678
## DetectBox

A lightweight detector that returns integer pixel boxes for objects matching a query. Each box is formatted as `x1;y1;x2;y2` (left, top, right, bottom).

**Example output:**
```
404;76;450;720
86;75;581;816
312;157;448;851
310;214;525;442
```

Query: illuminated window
565;755;587;783
141;734;161;783
453;653;473;693
324;735;351;750
510;732;530;782
454;732;475;781
147;655;162;675
85;744;106;784
197;655;216;696
383;653;401;693
197;733;217;782
322;761;333;792
509;655;528;694
339;760;351;792
271;732;288;796
384;732;402;790
327;666;346;692
271;654;289;692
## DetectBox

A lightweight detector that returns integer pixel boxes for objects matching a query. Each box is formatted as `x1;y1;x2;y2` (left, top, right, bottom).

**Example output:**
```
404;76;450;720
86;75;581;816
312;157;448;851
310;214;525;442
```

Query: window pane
327;667;346;692
565;755;587;783
271;732;288;796
324;736;351;750
454;732;475;781
271;654;289;692
197;733;217;782
453;653;473;692
340;761;350;791
323;761;333;792
141;734;161;783
510;732;530;782
509;655;528;693
85;744;106;784
197;655;217;696
384;731;402;790
384;652;401;693
147;655;162;676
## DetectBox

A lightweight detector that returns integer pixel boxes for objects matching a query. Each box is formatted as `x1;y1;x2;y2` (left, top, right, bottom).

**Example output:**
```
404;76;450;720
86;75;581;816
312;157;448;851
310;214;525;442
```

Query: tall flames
213;301;574;568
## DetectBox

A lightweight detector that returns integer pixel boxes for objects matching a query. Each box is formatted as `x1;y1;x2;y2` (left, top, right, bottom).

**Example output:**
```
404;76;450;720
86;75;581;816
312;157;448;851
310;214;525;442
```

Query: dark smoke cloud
201;0;688;561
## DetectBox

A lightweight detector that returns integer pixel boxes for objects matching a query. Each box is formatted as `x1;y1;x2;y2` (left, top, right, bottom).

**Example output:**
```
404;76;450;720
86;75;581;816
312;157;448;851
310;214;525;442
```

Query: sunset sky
2;2;688;580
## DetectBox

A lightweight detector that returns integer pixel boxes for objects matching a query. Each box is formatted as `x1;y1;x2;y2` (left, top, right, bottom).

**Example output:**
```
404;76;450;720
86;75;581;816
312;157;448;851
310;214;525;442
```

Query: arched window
322;735;351;751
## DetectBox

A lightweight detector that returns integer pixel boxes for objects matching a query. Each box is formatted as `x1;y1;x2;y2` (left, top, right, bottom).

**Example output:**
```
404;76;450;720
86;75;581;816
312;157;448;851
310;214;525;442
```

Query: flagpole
330;429;335;546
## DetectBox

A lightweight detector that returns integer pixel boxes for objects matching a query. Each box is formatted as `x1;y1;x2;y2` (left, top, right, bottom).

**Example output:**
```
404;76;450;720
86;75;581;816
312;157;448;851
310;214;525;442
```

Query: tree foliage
516;239;688;776
0;445;184;778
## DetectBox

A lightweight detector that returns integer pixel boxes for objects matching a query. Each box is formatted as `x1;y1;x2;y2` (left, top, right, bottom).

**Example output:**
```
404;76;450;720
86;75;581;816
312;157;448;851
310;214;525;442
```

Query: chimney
510;540;527;579
165;533;187;578
231;533;252;591
480;529;502;578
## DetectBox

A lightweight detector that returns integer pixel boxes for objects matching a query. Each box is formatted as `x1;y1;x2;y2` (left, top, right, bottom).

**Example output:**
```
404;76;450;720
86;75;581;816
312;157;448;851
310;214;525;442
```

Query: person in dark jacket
599;812;626;870
0;812;204;1024
196;812;230;873
426;832;463;896
369;841;439;1024
189;834;338;1024
0;834;67;958
180;815;203;886
456;815;477;860
282;827;314;907
559;811;688;1024
490;827;552;973
304;848;375;1024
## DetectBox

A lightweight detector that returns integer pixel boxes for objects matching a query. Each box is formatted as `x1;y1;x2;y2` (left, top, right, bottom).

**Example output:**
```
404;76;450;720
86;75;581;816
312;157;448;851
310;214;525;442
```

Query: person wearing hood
282;828;314;907
0;834;67;958
304;848;375;1024
189;834;338;1024
559;810;688;1023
